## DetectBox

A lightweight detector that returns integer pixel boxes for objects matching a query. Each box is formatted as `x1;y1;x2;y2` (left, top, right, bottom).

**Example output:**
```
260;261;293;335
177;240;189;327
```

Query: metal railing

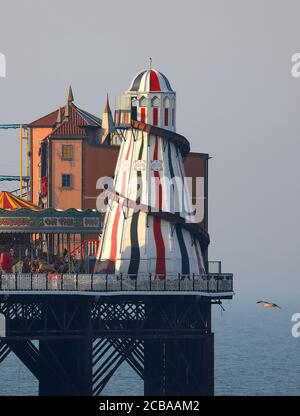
0;273;233;293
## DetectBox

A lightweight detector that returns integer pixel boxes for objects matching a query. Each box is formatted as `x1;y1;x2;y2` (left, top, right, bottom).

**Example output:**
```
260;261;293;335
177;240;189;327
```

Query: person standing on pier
0;246;14;274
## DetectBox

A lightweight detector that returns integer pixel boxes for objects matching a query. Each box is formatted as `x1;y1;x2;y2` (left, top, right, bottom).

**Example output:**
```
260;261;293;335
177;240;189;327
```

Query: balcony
0;268;233;298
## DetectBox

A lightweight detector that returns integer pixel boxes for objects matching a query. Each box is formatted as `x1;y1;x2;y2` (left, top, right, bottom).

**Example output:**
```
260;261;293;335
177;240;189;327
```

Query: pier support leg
144;297;214;396
164;334;214;396
38;298;93;396
144;335;213;396
144;339;164;395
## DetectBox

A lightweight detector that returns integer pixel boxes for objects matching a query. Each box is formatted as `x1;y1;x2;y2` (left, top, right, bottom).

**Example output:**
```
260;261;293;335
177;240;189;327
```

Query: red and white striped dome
128;69;174;93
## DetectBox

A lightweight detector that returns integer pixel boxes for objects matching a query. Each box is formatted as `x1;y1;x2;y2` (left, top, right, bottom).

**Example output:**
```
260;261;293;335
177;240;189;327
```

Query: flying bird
257;301;281;309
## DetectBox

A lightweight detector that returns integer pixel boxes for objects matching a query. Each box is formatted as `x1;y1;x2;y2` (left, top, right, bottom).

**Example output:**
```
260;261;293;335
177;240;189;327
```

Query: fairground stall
0;192;101;273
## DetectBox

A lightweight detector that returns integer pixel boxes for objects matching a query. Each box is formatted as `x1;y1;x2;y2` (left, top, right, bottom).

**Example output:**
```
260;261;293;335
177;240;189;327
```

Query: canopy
0;124;23;129
0;192;40;210
0;175;30;182
0;207;101;234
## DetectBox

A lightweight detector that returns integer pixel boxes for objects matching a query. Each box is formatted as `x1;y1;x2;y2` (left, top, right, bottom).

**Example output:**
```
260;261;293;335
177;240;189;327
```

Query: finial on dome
149;57;152;70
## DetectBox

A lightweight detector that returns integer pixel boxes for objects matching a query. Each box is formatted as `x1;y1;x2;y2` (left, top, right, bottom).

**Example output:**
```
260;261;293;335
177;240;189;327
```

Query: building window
164;108;169;126
140;107;146;123
62;144;73;160
131;106;137;121
153;107;158;126
172;108;175;126
164;97;170;127
62;174;71;189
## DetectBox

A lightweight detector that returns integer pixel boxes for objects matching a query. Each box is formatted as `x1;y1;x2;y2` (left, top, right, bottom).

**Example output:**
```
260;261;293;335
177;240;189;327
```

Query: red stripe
4;193;10;209
109;207;121;261
109;135;132;261
153;217;165;277
164;108;169;126
153;107;158;126
152;136;165;277
140;107;146;123
150;70;161;91
125;134;132;160
153;137;162;209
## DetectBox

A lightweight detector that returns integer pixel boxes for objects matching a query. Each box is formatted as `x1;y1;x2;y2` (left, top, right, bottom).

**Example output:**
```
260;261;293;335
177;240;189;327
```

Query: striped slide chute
107;134;133;272
167;141;190;275
128;134;144;277
152;136;166;278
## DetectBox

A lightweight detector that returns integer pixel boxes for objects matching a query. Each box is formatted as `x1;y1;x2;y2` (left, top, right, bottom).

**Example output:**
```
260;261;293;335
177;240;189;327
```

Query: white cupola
115;68;176;132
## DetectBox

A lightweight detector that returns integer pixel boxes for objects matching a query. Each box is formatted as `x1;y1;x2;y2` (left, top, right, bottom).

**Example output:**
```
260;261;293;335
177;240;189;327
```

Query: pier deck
0;272;233;298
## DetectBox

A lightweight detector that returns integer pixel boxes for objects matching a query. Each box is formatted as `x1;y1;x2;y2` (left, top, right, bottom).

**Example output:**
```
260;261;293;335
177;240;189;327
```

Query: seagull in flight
257;301;281;309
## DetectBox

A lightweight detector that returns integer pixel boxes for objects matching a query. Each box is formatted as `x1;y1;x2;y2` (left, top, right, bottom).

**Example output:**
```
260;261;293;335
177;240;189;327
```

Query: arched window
151;96;160;107
151;96;160;126
140;107;146;123
138;96;147;123
152;109;158;126
131;97;138;121
139;96;147;107
164;97;170;127
170;97;175;126
164;97;170;108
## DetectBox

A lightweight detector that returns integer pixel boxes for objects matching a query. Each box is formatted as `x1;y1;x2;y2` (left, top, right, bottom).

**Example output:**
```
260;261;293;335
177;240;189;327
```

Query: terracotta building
27;87;118;210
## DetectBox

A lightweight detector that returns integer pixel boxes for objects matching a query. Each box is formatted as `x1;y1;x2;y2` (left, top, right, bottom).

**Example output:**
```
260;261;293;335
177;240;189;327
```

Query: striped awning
0;192;40;210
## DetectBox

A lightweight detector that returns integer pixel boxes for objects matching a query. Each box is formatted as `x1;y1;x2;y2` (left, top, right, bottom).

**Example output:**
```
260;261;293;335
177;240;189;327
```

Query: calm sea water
0;294;299;396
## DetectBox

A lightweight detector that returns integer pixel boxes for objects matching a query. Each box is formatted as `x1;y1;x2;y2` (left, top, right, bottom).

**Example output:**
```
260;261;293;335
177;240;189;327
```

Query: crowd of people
0;246;85;275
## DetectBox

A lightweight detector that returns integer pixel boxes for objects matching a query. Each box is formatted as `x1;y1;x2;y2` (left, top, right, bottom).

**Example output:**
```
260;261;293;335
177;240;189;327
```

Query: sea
0;293;299;396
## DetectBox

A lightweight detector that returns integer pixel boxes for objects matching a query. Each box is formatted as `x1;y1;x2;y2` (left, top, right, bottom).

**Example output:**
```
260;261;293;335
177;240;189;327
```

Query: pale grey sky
0;0;299;297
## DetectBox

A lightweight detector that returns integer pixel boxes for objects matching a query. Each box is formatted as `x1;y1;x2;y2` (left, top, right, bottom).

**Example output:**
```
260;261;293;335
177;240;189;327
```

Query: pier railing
0;272;233;293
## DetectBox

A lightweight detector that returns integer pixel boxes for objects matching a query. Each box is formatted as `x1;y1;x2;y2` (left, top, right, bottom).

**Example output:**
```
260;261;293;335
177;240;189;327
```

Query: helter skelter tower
95;67;209;277
94;67;233;396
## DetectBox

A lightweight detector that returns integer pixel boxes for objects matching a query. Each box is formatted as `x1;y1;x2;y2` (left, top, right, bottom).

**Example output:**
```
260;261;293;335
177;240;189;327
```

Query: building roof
29;105;102;128
76;106;101;127
48;104;102;138
50;120;87;138
28;85;102;130
28;109;60;128
128;68;174;93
